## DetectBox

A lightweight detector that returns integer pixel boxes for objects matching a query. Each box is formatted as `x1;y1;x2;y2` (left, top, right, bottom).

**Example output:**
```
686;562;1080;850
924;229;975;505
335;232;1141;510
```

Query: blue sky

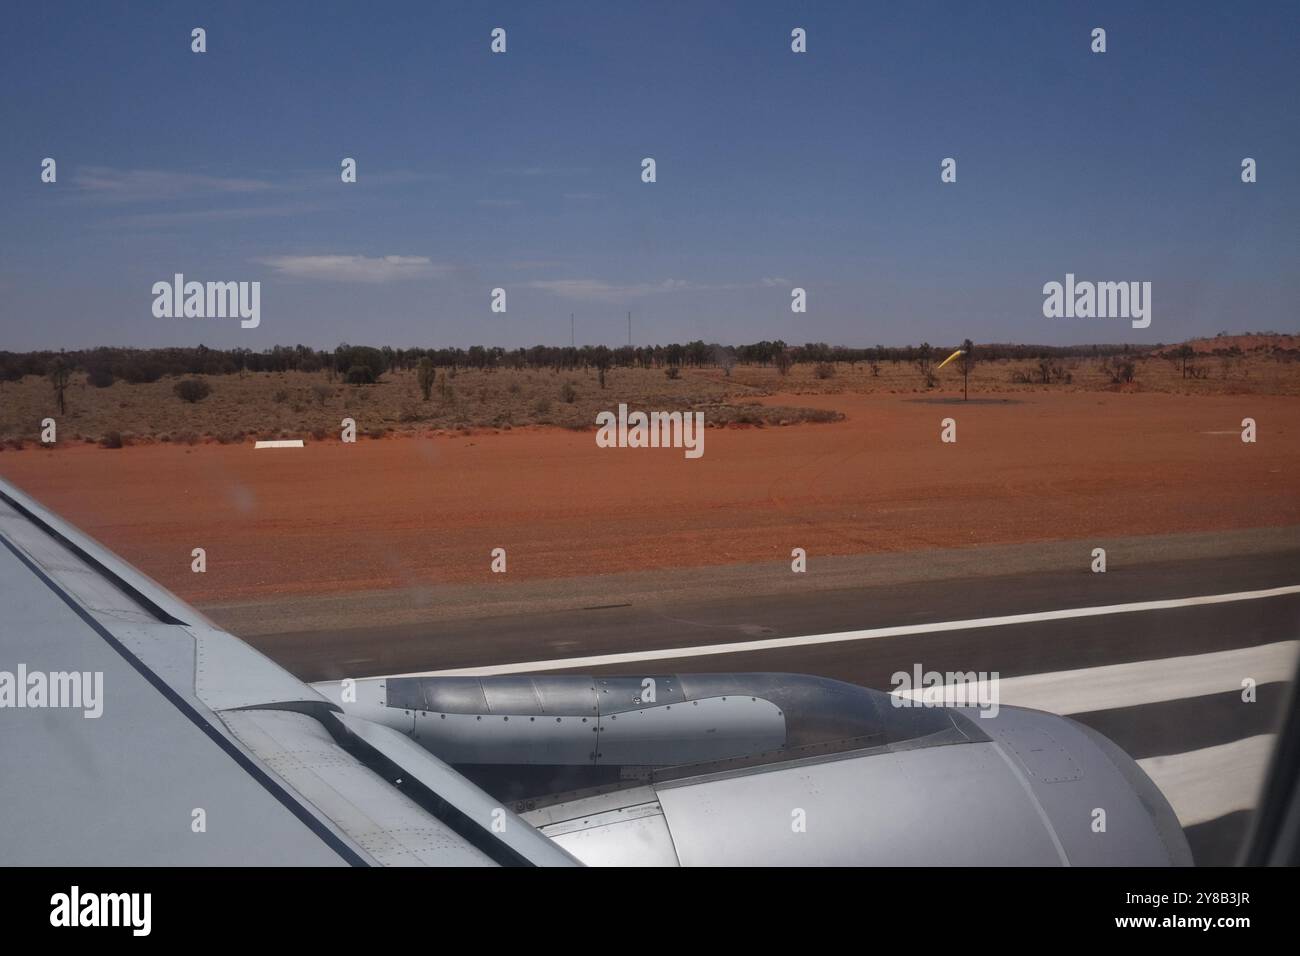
2;1;1297;350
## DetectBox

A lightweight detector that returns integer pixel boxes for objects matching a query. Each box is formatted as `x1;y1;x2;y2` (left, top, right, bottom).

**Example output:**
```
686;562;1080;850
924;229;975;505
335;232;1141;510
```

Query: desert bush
86;365;115;388
312;384;332;406
665;366;681;380
417;358;436;400
345;365;376;385
118;354;163;384
174;378;212;403
1103;358;1137;384
273;388;290;403
100;431;123;449
560;381;578;403
814;362;836;380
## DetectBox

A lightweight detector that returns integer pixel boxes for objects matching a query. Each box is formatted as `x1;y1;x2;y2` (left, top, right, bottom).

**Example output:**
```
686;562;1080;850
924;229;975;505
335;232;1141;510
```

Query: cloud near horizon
258;255;448;283
523;278;691;302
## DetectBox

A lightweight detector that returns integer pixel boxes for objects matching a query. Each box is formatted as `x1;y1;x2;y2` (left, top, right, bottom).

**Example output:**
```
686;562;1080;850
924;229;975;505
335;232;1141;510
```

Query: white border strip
1138;734;1277;826
891;640;1297;715
254;440;304;449
385;584;1300;677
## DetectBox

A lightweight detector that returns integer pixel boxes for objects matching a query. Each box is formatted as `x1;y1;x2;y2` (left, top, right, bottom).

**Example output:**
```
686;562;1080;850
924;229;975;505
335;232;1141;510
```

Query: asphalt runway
245;546;1300;866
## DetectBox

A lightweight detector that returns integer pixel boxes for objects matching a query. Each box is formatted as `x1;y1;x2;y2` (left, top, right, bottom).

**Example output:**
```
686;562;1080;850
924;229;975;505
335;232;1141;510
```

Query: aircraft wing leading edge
0;477;575;867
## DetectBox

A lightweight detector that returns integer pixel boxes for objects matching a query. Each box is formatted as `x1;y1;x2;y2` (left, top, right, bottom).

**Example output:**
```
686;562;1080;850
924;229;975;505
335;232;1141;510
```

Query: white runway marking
1138;734;1277;827
384;584;1300;677
890;640;1298;714
254;439;304;449
374;586;1298;836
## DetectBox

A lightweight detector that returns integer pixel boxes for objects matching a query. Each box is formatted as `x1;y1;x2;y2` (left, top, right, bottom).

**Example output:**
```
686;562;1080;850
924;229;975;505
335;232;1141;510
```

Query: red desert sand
1;392;1296;606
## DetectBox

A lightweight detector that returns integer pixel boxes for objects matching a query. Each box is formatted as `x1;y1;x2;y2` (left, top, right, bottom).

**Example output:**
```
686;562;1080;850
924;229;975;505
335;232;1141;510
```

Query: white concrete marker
385;584;1300;678
254;440;304;449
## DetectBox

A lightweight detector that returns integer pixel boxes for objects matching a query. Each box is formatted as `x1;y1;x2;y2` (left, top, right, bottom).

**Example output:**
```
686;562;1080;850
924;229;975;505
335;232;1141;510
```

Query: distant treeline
0;339;1257;386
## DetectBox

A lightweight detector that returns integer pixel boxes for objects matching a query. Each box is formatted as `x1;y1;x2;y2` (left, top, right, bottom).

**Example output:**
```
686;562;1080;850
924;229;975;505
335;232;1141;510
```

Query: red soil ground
1;392;1296;606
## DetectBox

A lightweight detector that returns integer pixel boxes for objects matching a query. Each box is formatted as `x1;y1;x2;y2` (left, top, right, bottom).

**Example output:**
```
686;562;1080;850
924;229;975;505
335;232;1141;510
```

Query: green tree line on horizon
0;338;1280;389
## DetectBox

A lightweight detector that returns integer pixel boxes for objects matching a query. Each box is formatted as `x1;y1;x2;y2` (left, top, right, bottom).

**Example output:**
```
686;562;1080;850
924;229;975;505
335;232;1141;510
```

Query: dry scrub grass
0;366;833;446
1;352;1295;447
728;351;1300;397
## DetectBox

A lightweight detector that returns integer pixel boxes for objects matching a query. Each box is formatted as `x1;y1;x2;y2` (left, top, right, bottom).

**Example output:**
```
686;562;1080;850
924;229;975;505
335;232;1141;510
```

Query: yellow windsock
936;348;965;370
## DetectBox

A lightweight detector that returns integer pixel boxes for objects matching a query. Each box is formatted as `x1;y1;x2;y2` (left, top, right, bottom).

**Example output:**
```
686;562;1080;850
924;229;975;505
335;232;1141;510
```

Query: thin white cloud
258;255;448;283
500;166;590;177
99;203;321;229
524;278;691;302
72;166;273;202
523;276;797;301
509;259;570;270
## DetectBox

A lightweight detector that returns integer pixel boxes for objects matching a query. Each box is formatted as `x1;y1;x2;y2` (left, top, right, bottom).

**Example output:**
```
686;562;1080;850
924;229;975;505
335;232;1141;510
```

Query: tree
335;345;385;382
48;358;70;414
713;345;737;377
960;339;975;401
416;357;436;401
916;343;933;374
916;343;935;388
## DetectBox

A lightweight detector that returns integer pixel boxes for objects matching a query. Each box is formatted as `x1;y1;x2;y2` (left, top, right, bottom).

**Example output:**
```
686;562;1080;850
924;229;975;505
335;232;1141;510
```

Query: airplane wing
0;477;576;867
1;474;1193;867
